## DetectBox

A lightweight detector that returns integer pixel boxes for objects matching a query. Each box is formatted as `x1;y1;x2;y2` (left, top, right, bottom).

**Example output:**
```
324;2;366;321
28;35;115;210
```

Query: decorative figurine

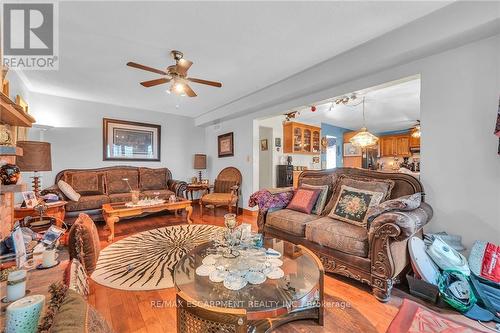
0;163;20;185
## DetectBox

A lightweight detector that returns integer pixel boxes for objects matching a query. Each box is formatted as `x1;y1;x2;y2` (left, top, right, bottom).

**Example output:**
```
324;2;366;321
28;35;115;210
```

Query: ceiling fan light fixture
350;127;379;148
411;125;421;138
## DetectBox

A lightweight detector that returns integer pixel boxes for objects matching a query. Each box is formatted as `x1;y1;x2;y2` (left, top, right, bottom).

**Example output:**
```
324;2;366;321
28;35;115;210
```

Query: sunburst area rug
91;224;223;291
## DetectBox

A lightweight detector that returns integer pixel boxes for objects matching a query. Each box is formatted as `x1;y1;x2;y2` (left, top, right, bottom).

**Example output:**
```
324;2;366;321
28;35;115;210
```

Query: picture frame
260;139;268;151
343;142;362;157
274;137;281;148
103;118;161;161
218;132;234;158
22;191;37;209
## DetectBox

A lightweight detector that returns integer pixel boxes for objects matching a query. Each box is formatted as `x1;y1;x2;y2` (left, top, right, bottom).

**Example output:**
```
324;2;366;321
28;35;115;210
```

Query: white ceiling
291;78;421;133
21;1;450;118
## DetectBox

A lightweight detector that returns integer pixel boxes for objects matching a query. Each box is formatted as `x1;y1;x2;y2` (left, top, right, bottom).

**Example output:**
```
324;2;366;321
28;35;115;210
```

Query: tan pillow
329;185;385;227
58;180;81;201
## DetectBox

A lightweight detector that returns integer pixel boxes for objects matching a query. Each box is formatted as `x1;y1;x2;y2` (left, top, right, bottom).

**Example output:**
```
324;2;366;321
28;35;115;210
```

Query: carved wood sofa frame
259;167;433;302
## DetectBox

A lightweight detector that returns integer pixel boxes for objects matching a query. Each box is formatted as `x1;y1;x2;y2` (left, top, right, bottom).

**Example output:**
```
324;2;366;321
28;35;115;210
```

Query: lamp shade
15;141;52;172
193;154;206;169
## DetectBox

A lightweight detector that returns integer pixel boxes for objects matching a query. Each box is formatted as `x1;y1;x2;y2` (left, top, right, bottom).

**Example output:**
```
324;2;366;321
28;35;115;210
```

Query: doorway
259;126;273;189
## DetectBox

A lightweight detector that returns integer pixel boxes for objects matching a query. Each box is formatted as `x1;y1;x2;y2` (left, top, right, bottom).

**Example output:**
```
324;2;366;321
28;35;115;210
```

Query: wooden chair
176;291;247;333
200;167;242;217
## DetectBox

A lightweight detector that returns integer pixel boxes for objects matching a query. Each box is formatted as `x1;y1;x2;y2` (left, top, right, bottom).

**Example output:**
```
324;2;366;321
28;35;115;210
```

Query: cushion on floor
266;209;320;237
68;213;101;274
50;289;113;333
305;216;369;257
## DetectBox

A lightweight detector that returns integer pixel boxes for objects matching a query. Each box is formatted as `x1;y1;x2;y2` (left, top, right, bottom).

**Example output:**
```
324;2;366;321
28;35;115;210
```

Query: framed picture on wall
260;139;268;151
218;132;234;158
343;142;362;157
103;118;161;161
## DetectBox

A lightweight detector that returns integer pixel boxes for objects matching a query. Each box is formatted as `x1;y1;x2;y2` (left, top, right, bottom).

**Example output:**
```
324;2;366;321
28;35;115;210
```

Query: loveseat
257;167;433;302
42;166;187;222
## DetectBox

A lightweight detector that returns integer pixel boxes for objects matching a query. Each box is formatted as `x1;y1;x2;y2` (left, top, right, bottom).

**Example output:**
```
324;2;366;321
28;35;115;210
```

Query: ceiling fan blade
176;59;193;76
187;77;222;88
140;78;170;87
183;83;197;97
127;62;167;75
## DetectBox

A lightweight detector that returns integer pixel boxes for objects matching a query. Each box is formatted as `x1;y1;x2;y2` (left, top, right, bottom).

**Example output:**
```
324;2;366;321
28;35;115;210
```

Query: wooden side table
186;183;210;201
14;201;67;228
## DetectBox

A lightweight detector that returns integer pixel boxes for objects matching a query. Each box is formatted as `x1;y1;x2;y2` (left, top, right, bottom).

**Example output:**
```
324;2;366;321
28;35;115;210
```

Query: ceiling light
350;127;379;148
411;125;421;138
350;97;379;148
173;82;185;94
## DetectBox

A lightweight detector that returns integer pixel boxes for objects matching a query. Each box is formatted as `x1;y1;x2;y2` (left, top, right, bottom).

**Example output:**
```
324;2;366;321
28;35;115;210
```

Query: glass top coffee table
174;237;324;332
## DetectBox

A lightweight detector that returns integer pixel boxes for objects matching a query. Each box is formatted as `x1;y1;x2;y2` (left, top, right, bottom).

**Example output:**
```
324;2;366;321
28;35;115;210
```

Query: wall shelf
0;93;35;127
0;183;27;193
0;146;23;156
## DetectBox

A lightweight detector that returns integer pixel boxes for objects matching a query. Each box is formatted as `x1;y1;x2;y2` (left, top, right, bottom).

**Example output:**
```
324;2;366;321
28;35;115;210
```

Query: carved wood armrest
369;223;402;280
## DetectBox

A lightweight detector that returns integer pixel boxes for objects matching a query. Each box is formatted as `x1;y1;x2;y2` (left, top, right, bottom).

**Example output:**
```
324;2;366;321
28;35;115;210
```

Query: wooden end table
14;201;67;228
186;183;210;201
102;198;193;242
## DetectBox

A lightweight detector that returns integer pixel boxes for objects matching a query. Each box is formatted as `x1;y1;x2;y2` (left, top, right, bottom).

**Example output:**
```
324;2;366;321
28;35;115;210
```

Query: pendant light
350;97;379;148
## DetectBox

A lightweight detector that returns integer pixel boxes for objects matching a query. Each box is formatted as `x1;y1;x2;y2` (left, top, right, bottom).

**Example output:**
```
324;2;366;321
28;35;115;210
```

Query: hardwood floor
1;207;487;332
85;207;488;333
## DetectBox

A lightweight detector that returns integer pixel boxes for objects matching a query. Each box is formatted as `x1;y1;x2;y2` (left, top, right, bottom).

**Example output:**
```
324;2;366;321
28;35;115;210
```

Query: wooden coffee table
102;199;193;242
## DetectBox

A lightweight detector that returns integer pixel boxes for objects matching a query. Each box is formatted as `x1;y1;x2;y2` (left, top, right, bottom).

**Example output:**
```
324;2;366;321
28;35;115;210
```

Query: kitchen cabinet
380;134;411;157
409;134;420;148
283;122;321;154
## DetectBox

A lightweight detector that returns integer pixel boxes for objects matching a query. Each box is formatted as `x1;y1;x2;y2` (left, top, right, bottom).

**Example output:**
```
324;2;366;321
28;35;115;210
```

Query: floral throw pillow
286;188;322;214
329;185;385;227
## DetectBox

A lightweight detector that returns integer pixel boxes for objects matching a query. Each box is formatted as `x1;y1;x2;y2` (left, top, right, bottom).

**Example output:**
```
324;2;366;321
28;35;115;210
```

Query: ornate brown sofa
42;166;187;222
258;168;433;302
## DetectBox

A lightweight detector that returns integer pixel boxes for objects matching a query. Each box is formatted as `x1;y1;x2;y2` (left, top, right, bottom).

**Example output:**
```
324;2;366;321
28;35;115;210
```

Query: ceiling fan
126;50;222;97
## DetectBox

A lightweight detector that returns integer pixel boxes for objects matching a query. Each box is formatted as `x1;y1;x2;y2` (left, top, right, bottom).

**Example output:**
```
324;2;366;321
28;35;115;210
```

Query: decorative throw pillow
139;168;168;191
62;171;106;195
68;214;101;274
302;184;329;215
41;286;113;333
105;169;139;194
286;187;321;214
322;175;395;216
58;180;81;202
366;192;422;223
64;259;89;297
329;185;385;227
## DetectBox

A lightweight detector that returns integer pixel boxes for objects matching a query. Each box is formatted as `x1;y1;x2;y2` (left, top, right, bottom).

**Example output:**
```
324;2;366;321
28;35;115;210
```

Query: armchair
200;167;242;216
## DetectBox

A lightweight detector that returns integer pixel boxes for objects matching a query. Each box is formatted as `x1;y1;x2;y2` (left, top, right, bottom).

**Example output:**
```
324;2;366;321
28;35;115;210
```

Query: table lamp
193;154;206;183
15;141;52;197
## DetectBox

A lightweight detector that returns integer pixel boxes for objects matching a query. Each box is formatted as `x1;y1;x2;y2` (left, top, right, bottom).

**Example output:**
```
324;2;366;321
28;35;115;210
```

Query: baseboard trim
242;208;258;217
